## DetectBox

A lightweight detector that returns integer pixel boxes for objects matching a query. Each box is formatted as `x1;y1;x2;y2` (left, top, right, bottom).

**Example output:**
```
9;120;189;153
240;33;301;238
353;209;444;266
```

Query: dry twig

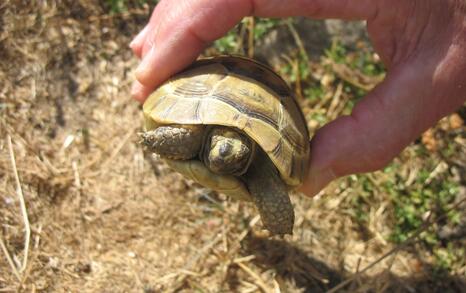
0;236;21;282
101;128;136;168
247;17;255;58
235;262;273;293
7;135;31;273
286;19;310;65
327;59;384;91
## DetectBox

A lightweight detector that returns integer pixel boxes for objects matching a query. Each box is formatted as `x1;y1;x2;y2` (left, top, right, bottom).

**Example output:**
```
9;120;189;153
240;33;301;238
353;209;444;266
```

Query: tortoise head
203;127;254;176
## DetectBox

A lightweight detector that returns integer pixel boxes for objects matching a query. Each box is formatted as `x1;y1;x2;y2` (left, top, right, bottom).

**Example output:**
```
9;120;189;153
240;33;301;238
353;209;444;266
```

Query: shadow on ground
237;234;466;292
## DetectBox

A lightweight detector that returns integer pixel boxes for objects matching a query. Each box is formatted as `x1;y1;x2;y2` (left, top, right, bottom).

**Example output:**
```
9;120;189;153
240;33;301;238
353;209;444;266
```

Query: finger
134;0;380;100
131;80;156;103
300;49;466;196
252;0;378;20
130;25;150;58
130;0;171;58
135;0;252;88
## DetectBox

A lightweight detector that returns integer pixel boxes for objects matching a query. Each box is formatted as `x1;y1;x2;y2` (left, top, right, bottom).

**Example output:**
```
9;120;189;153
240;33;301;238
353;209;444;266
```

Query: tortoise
141;56;310;235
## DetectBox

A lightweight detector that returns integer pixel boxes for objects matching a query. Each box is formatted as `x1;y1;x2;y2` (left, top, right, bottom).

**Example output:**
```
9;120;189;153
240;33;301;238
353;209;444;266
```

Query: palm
367;0;455;68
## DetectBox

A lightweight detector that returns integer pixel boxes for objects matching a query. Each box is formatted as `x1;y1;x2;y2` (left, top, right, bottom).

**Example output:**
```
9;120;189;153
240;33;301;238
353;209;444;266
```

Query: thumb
300;56;466;196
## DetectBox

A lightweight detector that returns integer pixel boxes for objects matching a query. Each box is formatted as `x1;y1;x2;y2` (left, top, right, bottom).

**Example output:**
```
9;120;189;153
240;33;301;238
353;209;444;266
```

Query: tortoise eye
219;142;233;157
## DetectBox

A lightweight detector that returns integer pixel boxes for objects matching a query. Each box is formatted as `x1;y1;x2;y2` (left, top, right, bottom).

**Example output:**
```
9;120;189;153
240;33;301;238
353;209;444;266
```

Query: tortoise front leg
140;124;205;160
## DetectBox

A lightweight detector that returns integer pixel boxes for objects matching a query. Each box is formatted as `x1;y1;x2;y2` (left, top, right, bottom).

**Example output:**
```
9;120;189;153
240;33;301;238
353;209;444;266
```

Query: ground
1;1;465;292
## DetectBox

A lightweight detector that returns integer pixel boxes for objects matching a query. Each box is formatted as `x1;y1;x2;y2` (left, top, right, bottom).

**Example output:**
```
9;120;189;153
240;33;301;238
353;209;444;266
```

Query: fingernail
300;167;337;197
132;80;154;103
131;81;145;102
130;25;149;49
136;45;156;81
129;39;137;50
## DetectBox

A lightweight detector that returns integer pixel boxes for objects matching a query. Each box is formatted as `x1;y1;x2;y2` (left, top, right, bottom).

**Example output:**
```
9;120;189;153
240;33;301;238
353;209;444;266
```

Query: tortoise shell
143;56;310;187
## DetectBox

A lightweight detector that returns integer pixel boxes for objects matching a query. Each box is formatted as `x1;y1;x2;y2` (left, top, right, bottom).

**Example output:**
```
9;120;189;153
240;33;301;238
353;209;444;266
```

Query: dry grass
1;1;465;292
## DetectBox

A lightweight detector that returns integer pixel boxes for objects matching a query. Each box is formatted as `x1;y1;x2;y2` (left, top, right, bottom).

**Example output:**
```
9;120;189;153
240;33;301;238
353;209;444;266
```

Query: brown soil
1;2;465;292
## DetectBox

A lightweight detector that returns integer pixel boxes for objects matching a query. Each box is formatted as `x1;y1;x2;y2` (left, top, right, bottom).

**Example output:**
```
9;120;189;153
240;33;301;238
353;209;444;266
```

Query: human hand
130;0;466;196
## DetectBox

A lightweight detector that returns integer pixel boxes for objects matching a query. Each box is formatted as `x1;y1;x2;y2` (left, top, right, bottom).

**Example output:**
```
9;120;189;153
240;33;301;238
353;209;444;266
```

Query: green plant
433;244;465;276
106;0;127;13
104;0;159;13
388;171;460;244
253;18;282;40
212;18;283;55
303;84;324;103
213;29;239;54
346;174;377;225
343;149;462;272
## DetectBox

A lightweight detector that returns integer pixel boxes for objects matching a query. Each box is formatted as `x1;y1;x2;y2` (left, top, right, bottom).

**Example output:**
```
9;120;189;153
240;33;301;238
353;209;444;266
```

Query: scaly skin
243;148;294;235
141;124;204;159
